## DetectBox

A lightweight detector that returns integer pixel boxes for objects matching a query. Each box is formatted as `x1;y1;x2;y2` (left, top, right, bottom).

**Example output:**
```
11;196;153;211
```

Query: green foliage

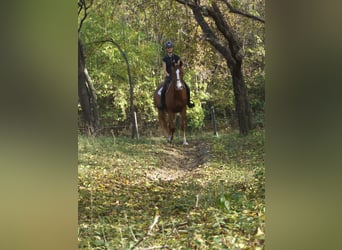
183;69;210;129
78;0;265;130
78;130;265;249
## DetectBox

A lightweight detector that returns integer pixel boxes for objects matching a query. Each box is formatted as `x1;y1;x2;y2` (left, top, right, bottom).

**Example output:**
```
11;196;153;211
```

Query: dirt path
146;140;210;181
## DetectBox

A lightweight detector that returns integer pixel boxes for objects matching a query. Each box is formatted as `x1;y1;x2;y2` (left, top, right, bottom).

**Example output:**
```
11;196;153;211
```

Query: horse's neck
171;69;180;82
168;78;175;91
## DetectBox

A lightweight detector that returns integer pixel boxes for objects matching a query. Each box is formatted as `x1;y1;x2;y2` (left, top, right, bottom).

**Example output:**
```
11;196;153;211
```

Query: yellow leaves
110;200;120;206
144;180;152;187
78;131;265;249
125;202;136;208
151;186;164;192
242;209;257;217
256;227;264;237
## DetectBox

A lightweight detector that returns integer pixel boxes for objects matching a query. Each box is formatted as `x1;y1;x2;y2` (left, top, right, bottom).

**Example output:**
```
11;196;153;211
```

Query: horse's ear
179;60;183;67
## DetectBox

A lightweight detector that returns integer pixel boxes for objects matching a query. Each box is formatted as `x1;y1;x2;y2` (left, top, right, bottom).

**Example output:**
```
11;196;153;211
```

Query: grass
78;129;265;249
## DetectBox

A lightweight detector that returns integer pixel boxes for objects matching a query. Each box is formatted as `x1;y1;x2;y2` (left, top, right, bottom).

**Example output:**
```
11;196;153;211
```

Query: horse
154;61;188;145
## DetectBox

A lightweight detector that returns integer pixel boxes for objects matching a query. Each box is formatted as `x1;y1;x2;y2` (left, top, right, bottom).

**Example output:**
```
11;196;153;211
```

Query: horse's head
172;61;184;90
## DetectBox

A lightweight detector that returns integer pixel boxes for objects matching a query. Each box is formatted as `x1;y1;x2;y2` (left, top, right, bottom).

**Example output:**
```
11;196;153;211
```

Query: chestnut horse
154;62;188;145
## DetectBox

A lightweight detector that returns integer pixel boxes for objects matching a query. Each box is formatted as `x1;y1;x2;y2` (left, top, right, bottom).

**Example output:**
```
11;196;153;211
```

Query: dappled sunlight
78;131;265;249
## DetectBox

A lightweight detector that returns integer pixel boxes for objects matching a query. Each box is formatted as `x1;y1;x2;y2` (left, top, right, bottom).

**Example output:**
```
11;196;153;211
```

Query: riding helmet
165;40;174;48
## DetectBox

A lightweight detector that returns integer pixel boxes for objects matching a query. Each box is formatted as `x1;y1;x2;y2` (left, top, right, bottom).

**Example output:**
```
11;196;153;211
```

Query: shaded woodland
78;1;265;249
78;0;265;136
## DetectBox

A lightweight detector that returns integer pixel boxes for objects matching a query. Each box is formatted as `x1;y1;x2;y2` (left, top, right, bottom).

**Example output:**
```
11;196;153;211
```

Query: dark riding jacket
163;53;180;79
159;53;192;107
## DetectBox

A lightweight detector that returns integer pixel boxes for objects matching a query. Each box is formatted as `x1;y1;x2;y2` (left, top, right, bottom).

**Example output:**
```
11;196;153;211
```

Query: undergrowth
78;129;265;249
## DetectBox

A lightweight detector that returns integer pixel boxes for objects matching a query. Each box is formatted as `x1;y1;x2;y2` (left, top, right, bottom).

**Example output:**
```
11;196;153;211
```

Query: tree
94;38;137;138
76;0;265;134
78;0;99;135
175;0;265;135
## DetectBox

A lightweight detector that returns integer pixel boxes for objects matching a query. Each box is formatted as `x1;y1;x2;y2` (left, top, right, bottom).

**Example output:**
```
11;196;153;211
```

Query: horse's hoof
183;141;188;145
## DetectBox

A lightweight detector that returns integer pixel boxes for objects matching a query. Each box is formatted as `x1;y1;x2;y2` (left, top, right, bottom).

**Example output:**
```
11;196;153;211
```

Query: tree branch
175;0;235;66
78;0;94;33
91;38;137;138
208;3;243;62
131;213;160;250
221;0;265;23
175;0;265;23
174;0;195;7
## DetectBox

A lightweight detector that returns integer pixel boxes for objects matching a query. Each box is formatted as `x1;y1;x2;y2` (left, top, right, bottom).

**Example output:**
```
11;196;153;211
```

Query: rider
158;40;195;110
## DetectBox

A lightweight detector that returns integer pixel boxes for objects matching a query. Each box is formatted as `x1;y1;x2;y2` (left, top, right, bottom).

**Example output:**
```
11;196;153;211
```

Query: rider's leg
160;85;166;109
158;78;170;109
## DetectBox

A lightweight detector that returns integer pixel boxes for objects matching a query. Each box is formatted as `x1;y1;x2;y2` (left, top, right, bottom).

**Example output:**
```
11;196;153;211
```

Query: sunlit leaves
79;0;265;131
78;130;265;249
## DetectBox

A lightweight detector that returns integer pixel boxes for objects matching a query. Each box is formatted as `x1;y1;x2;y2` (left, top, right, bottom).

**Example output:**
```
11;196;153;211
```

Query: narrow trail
146;140;210;181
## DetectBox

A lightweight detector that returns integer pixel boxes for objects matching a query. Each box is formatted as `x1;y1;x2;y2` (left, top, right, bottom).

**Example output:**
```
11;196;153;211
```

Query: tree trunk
106;38;137;139
78;37;99;135
178;0;253;135
230;62;252;134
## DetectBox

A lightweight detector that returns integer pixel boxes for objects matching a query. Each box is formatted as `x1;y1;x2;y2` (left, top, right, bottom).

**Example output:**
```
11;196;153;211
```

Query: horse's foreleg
168;112;175;143
181;109;188;145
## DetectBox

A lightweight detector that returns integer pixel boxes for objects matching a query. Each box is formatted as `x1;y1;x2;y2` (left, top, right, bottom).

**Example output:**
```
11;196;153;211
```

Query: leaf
78;128;265;249
94;239;105;246
217;195;230;212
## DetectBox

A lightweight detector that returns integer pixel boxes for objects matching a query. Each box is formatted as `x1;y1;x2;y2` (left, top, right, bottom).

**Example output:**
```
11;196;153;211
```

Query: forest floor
78;129;265;250
144;140;209;181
